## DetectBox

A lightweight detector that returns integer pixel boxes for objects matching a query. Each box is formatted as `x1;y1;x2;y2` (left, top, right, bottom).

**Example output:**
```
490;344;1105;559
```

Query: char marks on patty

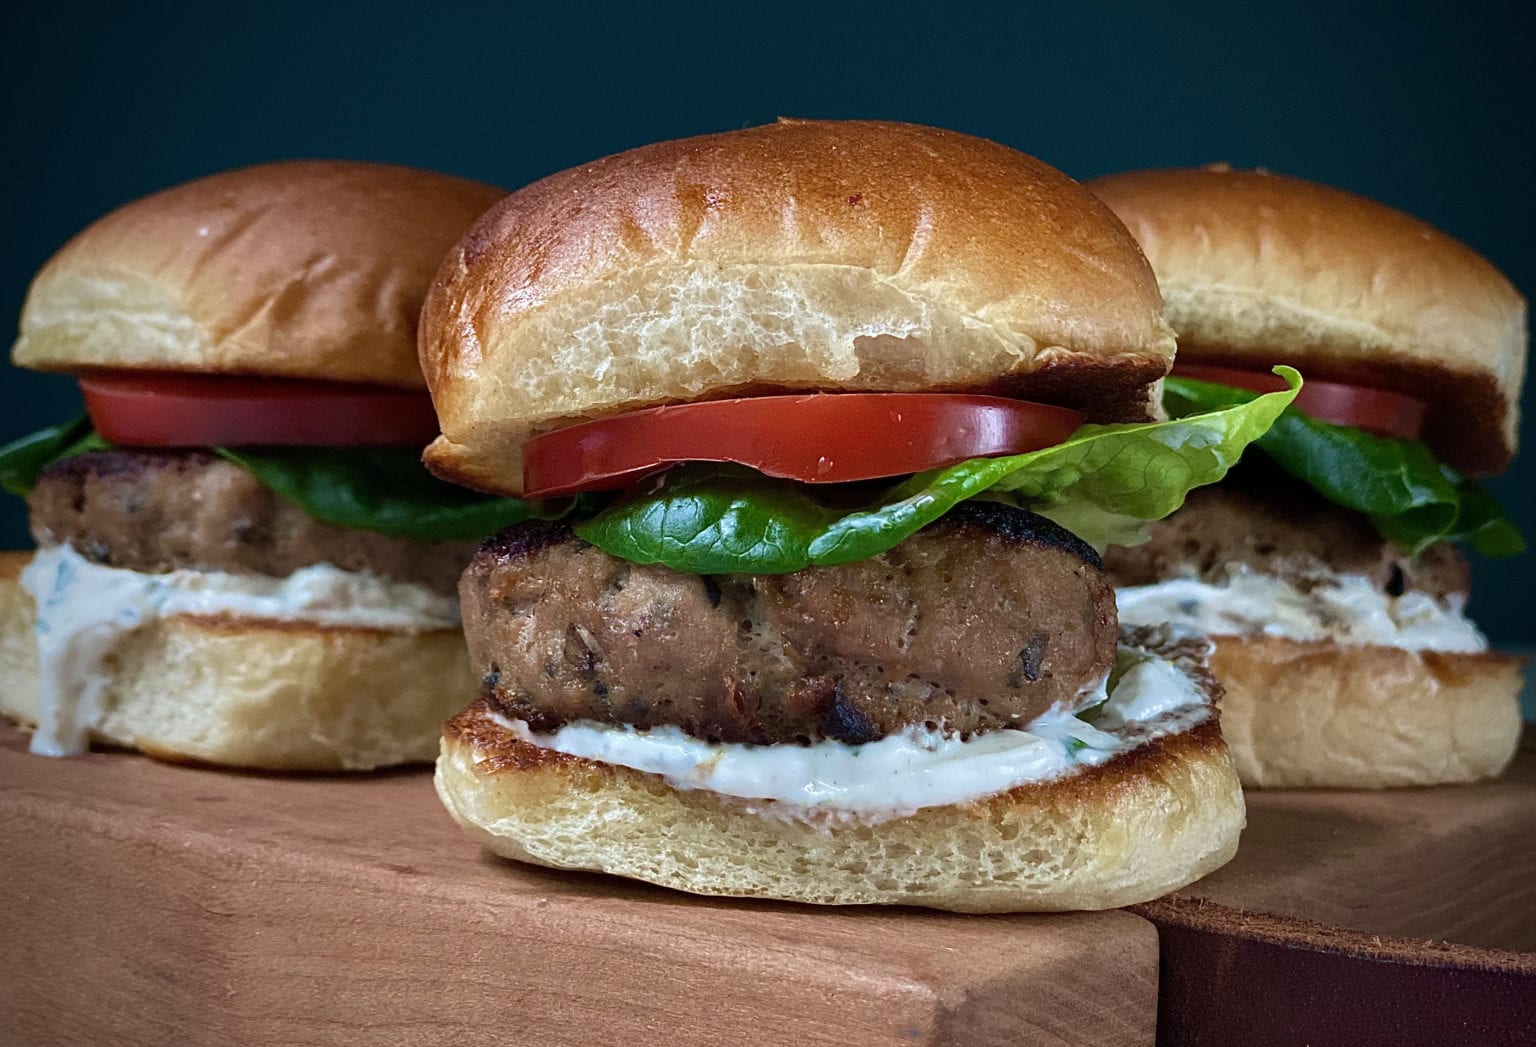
461;501;1118;744
29;450;476;593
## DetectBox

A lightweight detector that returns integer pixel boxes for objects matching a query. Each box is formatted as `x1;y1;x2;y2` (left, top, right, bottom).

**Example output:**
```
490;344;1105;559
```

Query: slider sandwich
0;161;539;770
423;120;1299;911
1090;166;1527;788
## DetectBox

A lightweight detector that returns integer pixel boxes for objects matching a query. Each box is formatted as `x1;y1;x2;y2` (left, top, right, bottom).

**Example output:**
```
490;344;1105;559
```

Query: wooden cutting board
0;724;1157;1047
1142;730;1536;1047
1172;730;1536;949
3;722;1532;1046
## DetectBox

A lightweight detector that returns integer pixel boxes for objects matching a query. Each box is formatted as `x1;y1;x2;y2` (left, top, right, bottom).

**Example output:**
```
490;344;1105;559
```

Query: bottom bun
1210;634;1524;789
0;551;474;771
435;699;1245;912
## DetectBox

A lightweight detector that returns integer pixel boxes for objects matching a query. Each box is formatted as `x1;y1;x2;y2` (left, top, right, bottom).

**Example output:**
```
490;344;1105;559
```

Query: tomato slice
1173;363;1428;440
80;372;441;447
521;393;1085;498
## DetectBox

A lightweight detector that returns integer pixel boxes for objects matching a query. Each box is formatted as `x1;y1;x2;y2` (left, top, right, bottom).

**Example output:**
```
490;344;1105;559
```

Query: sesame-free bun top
14;161;506;389
421;119;1176;496
1089;166;1527;475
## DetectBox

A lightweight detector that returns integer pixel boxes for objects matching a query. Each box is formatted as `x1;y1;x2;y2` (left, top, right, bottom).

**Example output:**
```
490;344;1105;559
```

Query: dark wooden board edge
1135;897;1536;1047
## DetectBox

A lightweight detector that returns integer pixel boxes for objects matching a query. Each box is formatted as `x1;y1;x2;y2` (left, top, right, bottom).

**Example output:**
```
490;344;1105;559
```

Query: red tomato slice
522;393;1085;498
1173;363;1427;440
80;372;441;447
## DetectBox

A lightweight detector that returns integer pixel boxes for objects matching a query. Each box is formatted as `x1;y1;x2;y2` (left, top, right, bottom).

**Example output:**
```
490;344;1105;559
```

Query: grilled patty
1101;461;1469;599
462;501;1118;745
29;450;475;593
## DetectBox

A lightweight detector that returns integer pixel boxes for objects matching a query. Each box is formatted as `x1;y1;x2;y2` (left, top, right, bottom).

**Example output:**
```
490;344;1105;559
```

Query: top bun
420;119;1175;496
1088;166;1527;475
14;161;505;389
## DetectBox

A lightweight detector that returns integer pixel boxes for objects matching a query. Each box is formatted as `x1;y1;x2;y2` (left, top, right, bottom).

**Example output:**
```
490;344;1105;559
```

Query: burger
0;160;535;770
1088;166;1527;788
422;120;1296;911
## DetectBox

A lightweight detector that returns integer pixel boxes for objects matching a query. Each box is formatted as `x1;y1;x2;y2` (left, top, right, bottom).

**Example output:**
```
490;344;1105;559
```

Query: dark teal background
2;3;1531;642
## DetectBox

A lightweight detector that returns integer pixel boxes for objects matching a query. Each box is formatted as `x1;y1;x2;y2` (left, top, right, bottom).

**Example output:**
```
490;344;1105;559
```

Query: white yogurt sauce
490;641;1211;816
19;543;461;757
1114;569;1486;653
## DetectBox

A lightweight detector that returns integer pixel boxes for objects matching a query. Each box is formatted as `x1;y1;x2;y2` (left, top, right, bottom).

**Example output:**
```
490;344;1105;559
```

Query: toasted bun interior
0;552;474;771
421;119;1176;495
14;161;505;388
1209;634;1523;788
434;700;1244;912
1088;166;1527;474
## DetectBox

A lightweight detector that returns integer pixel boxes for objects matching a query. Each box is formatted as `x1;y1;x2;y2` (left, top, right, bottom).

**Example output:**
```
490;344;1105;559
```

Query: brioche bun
0;551;474;771
1088;166;1527;475
14;161;505;388
1207;634;1523;788
420;119;1176;496
435;696;1244;913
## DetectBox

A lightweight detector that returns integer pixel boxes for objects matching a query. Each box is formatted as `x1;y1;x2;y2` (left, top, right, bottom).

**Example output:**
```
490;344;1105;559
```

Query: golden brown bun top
14;161;506;388
421;119;1175;495
1088;166;1527;475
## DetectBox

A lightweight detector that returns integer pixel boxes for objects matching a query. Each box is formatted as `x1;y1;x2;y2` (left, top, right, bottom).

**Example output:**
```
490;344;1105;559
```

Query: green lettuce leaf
1163;376;1524;557
578;369;1301;573
0;416;110;496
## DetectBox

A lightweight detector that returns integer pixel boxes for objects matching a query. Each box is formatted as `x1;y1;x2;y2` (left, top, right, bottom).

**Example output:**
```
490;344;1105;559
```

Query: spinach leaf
0;416;556;541
1163;376;1524;556
578;371;1300;573
0;416;110;496
215;446;558;541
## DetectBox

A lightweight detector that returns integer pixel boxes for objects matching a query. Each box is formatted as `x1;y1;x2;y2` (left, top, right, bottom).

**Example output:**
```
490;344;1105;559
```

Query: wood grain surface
0;724;1156;1047
4;722;1533;1046
1175;730;1536;951
1142;730;1535;1047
